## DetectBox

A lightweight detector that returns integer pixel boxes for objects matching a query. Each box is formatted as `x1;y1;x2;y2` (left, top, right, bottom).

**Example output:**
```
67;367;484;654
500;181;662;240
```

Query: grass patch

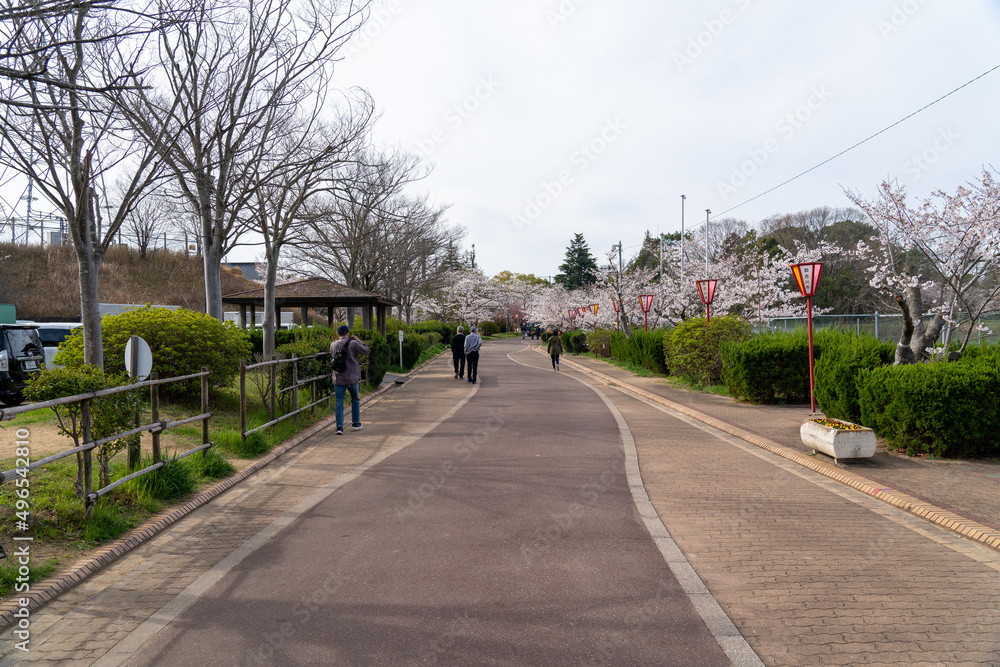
577;352;657;378
186;448;236;479
0;558;59;598
214;428;270;459
3;408;54;427
122;456;196;501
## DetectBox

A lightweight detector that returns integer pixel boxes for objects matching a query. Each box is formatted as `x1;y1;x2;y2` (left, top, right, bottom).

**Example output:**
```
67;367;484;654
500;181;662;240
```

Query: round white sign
124;336;153;381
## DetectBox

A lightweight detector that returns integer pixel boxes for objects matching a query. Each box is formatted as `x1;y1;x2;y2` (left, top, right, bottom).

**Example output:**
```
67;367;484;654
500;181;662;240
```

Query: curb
0;374;405;631
549;350;1000;554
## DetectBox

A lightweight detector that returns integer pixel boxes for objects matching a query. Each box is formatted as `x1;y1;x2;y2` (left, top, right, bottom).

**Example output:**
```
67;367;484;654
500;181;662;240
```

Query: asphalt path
120;341;733;666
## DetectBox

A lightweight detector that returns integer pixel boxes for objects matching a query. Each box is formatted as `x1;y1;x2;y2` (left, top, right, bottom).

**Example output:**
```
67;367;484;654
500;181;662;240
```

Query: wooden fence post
82;399;93;520
240;362;247;444
150;372;160;463
201;367;210;456
269;362;276;421
292;355;299;413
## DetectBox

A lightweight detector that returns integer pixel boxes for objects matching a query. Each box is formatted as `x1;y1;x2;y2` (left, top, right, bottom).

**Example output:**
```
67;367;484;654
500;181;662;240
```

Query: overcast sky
287;0;998;280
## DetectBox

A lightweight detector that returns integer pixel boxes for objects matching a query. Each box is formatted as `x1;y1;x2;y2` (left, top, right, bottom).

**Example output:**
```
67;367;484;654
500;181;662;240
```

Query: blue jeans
335;383;360;428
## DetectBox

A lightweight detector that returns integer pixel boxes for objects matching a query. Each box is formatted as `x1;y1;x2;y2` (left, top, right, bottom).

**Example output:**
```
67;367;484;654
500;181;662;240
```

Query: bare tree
246;94;375;358
0;3;176;364
118;0;371;321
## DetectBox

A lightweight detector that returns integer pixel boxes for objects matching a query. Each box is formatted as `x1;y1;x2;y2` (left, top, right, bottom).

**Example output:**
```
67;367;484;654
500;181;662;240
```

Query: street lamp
680;195;686;286
790;262;824;415
590;304;598;333
696;279;717;325
705;209;711;277
638;294;653;332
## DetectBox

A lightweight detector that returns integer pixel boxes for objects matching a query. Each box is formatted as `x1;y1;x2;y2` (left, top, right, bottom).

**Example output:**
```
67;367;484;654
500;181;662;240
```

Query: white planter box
800;419;877;463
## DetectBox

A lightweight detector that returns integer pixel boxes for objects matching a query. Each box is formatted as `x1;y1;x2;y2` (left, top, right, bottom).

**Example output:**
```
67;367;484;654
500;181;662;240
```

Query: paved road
3;338;1000;665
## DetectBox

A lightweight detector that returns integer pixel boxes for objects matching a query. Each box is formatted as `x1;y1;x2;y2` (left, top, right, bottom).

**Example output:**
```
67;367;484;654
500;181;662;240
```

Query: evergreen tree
555;233;599;289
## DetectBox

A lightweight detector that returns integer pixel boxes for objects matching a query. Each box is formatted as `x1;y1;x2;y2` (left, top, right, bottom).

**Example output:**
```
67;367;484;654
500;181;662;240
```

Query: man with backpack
331;324;370;435
451;326;466;380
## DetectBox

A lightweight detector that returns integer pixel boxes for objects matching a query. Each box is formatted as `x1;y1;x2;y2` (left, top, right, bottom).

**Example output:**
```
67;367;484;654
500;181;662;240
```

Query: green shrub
722;331;812;404
563;330;589;353
25;366;143;491
55;306;252;397
814;332;894;423
665;316;750;386
587;330;613;358
275;338;334;402
411;320;455;346
355;330;392;387
629;329;670;374
418;332;442;350
858;362;1000;457
478;321;500;336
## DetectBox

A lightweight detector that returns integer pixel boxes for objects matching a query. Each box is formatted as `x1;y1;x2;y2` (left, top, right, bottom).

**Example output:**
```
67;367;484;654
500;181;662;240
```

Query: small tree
555;233;599;290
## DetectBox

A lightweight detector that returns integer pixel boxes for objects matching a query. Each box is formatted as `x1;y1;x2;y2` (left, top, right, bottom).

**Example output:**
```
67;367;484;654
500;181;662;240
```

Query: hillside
0;243;259;321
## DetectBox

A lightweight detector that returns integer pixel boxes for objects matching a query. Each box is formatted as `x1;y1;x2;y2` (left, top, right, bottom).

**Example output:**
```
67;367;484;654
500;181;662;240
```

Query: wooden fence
0;369;212;519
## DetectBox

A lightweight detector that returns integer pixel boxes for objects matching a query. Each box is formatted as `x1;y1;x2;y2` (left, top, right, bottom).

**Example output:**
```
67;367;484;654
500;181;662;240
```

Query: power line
692;63;1000;226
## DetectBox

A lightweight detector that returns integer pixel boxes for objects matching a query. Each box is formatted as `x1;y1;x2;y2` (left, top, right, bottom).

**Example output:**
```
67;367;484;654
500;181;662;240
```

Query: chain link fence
765;312;1000;347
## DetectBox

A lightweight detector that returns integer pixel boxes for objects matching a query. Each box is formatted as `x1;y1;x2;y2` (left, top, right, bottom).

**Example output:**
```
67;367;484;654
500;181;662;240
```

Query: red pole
706;303;710;326
806;295;816;414
644;310;648;332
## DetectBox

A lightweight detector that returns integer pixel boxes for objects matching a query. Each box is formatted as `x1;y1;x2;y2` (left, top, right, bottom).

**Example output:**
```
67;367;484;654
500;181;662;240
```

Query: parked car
0;323;44;406
34;322;83;368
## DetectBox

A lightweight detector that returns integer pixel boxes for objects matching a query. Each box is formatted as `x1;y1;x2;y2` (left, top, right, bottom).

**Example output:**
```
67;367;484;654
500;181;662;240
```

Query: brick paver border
547;349;1000;554
0;351;448;631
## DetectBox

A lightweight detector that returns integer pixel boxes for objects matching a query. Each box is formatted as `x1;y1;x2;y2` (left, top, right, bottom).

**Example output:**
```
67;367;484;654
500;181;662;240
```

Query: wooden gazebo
222;277;399;336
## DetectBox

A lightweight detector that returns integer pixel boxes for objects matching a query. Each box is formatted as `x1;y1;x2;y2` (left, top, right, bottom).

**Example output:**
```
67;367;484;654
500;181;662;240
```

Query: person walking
330;324;370;435
547;329;563;371
451;326;467;380
521;323;527;340
464;325;483;384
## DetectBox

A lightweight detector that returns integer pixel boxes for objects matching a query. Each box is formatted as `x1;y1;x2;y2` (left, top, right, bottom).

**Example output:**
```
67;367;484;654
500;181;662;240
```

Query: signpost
790;262;824;415
398;329;405;367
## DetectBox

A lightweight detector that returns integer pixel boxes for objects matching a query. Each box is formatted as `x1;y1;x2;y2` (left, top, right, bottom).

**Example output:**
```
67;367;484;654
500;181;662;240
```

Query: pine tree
555;233;599;289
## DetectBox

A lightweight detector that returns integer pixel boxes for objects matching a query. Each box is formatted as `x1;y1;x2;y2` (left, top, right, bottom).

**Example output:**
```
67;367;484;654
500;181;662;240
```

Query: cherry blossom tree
845;169;1000;362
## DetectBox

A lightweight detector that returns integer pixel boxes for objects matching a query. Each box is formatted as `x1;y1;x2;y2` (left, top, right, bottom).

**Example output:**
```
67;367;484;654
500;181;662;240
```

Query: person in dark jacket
464;325;483;384
451;326;466;379
547;330;563;371
331;325;371;435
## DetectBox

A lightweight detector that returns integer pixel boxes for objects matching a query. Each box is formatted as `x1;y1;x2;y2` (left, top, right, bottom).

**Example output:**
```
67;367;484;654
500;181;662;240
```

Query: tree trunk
263;258;278;360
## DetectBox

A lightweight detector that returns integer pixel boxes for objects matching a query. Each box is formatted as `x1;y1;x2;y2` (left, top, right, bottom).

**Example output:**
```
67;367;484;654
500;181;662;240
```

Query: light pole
680;195;686;286
705;208;711;277
790;262;824;415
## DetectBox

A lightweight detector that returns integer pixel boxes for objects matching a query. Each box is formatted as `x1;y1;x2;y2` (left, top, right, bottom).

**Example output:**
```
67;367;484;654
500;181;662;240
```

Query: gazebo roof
222;276;399;308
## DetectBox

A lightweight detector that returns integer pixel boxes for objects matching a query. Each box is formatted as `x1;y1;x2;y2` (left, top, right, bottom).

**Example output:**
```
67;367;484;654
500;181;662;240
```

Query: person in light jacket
331;325;370;435
464;325;483;384
547;330;563;371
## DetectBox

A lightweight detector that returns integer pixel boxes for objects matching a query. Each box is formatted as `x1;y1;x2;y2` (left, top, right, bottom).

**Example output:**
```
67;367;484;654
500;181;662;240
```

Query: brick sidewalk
559;351;1000;532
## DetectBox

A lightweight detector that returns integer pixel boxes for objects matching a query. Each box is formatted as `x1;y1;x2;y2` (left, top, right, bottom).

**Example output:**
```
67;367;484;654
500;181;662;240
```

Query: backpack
331;342;349;373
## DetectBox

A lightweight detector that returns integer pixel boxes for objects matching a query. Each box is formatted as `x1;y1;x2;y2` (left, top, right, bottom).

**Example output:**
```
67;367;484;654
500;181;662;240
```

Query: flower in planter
811;418;865;431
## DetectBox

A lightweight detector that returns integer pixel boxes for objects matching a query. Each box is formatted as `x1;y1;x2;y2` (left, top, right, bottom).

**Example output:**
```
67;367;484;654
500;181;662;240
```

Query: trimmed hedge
858;360;1000;457
814;333;894;423
721;331;813;404
55;306;251;397
477;321;500;336
563;329;589;354
664;316;750;386
587;330;612;358
410;320;455;346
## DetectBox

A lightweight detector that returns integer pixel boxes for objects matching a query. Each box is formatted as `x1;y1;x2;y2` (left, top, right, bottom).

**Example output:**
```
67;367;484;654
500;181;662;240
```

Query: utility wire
690;63;1000;227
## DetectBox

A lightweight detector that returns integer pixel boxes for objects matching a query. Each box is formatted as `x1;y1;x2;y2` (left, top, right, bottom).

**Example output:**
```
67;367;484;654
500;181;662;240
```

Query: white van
34;322;83;367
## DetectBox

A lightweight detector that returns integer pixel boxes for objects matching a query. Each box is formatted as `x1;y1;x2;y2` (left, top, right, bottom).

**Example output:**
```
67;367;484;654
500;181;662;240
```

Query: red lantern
696;279;717;325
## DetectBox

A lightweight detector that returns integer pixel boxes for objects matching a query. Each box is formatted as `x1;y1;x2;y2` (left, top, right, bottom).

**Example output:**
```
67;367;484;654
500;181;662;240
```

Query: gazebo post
377;305;386;336
327;305;333;328
347;306;355;329
240;304;247;329
363;304;373;331
300;305;309;328
250;306;256;329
